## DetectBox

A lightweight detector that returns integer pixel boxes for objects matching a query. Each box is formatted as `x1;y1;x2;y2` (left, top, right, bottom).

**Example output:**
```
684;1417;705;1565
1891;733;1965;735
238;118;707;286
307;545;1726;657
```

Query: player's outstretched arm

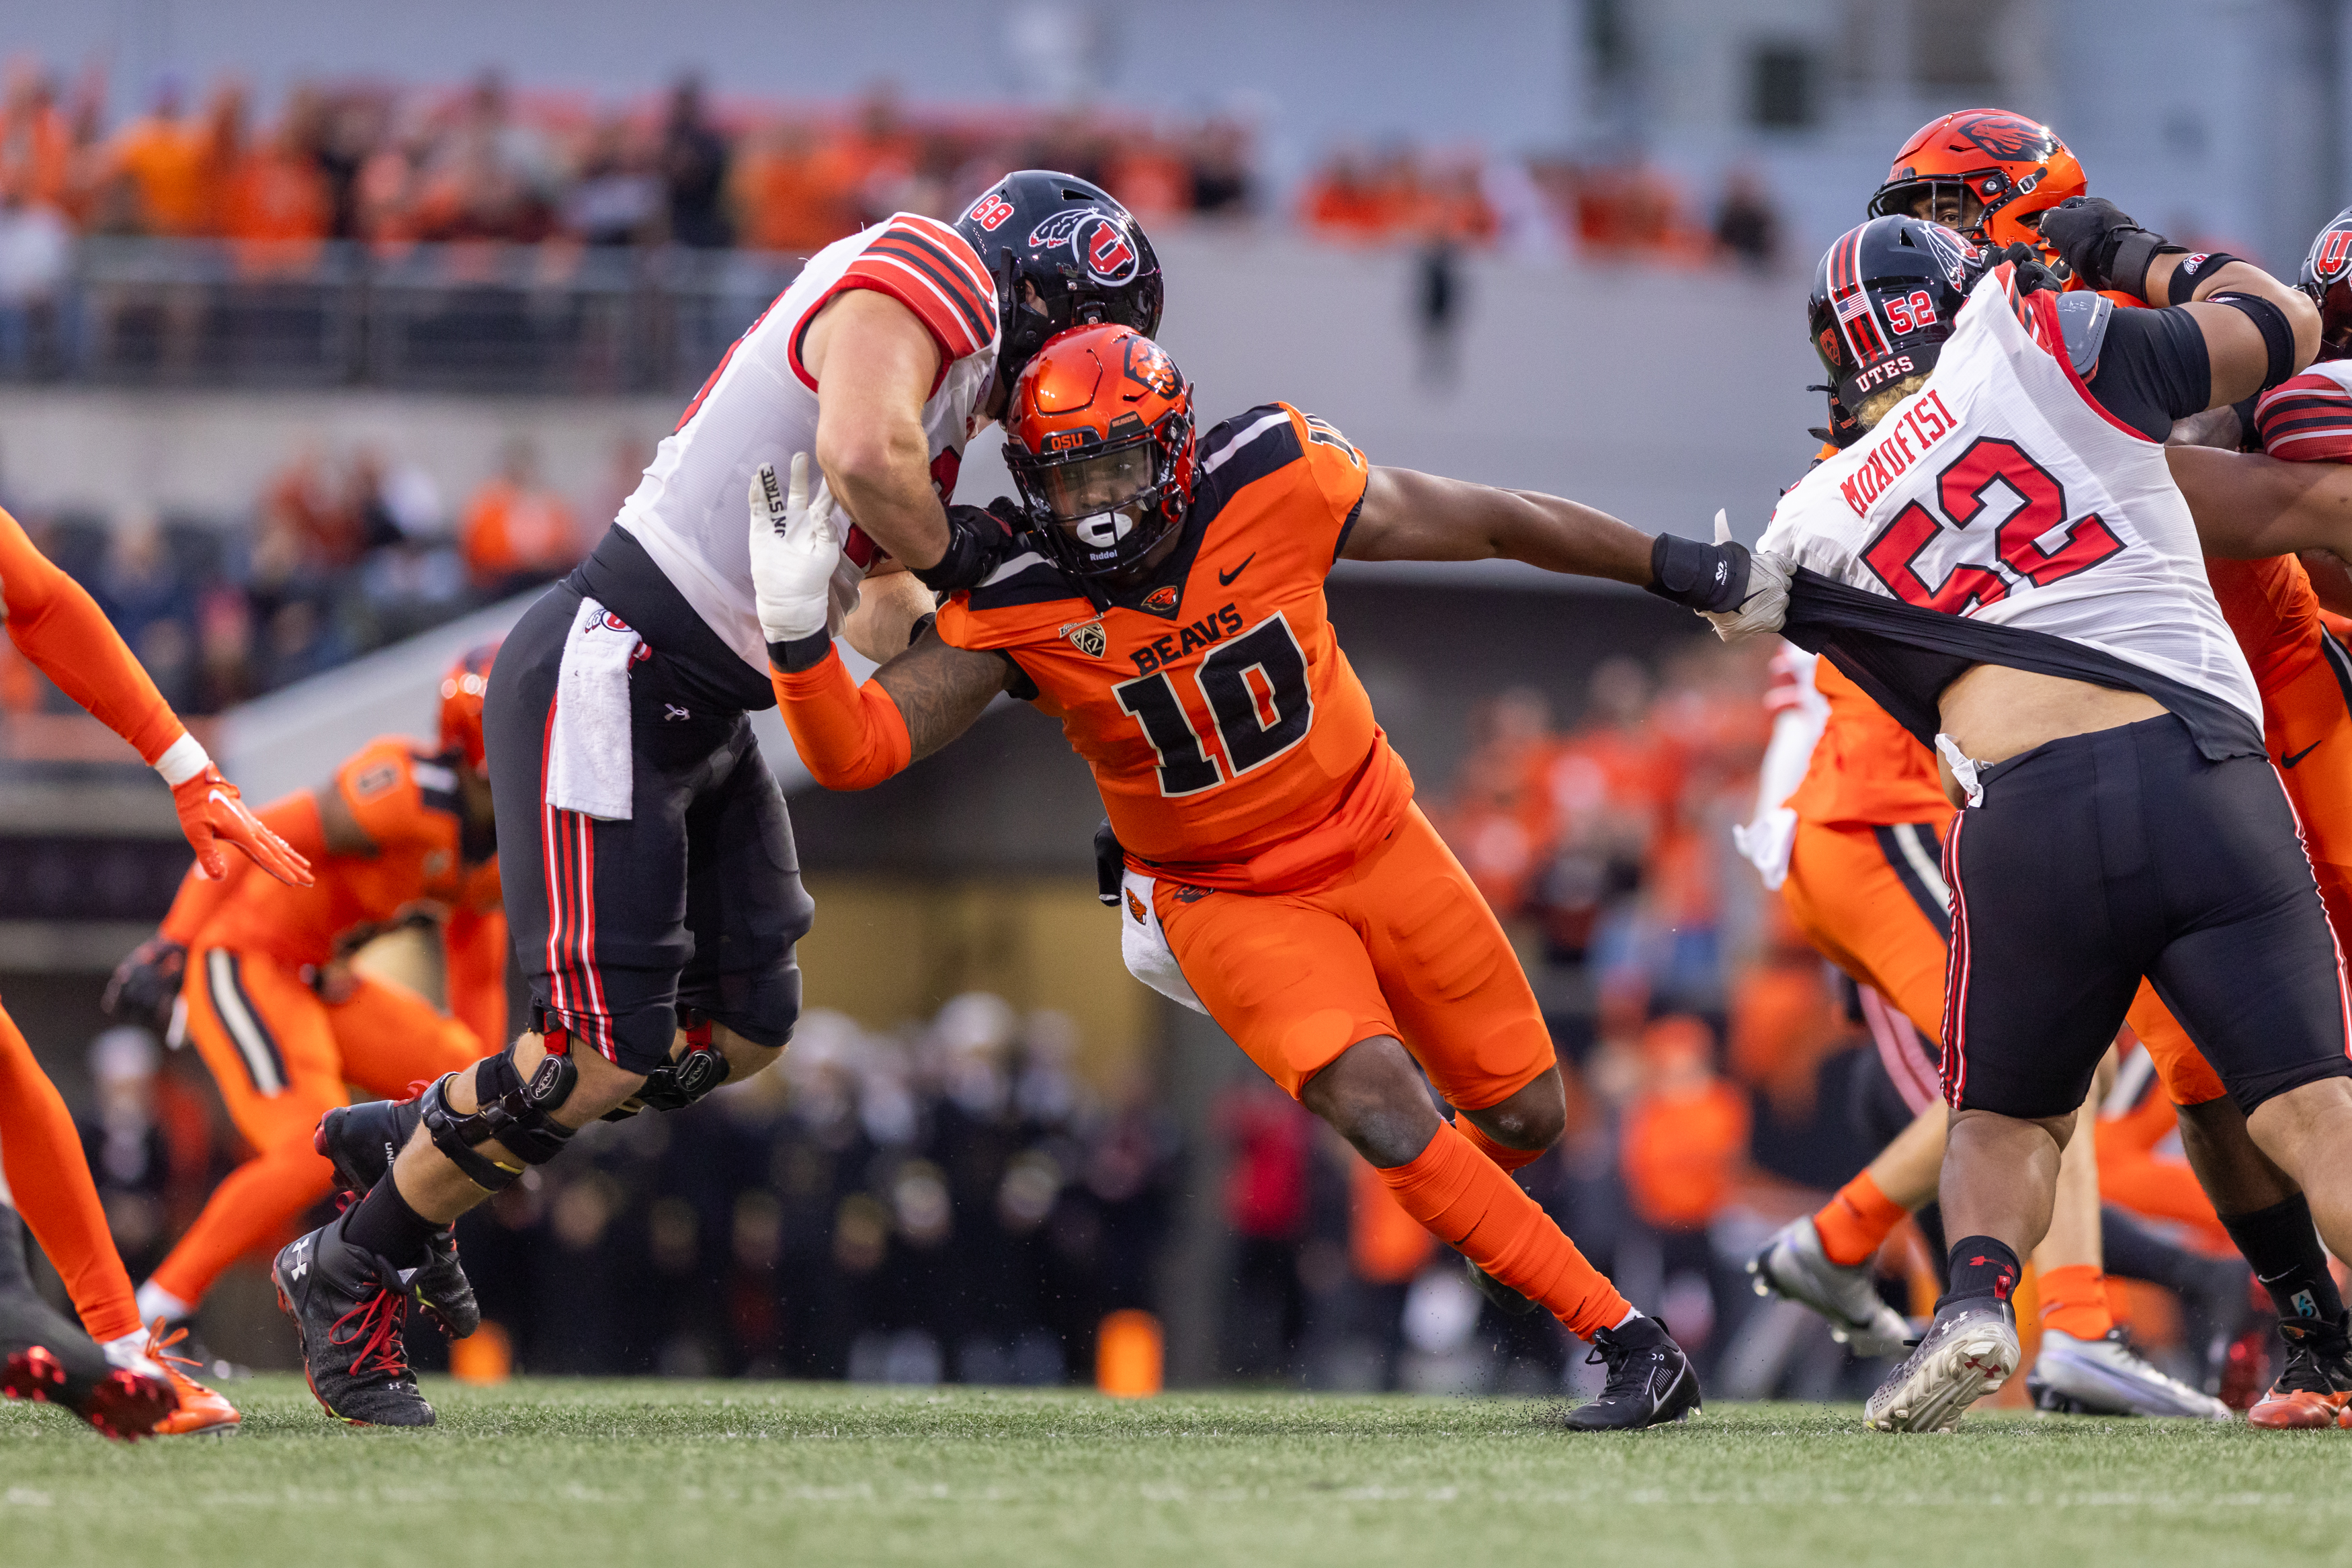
806;290;953;572
0;505;312;885
1342;466;1791;638
2171;444;2352;560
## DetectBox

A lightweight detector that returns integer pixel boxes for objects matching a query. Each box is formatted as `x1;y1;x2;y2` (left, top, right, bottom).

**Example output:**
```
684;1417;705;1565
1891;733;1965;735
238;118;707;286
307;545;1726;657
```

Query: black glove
2037;196;2182;300
1093;818;1124;906
912;497;1026;592
1999;241;2064;298
1644;532;1751;613
102;938;186;1032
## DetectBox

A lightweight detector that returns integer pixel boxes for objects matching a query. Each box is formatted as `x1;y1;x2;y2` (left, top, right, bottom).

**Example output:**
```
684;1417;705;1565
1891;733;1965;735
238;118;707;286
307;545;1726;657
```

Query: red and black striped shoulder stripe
859;217;998;353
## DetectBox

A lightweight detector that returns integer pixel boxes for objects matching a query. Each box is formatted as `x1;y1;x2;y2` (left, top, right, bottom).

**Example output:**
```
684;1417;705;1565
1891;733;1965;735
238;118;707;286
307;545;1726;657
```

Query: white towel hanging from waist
546;596;642;820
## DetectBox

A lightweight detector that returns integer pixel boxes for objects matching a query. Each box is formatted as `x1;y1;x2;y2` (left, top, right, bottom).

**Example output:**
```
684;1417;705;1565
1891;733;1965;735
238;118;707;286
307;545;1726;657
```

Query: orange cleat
2246;1315;2352;1429
140;1321;240;1436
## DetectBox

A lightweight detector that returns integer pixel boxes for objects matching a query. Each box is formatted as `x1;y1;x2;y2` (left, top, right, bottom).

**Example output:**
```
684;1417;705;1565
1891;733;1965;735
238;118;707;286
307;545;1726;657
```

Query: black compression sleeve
2081;306;2212;440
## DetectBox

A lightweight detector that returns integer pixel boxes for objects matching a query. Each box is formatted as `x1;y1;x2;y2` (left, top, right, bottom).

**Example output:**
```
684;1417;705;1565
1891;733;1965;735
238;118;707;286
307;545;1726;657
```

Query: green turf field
3;1378;2344;1567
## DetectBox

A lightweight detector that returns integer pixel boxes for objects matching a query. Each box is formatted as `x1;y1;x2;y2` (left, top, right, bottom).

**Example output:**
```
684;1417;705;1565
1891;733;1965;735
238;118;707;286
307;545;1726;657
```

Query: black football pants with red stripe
485;577;811;1075
1941;713;2352;1120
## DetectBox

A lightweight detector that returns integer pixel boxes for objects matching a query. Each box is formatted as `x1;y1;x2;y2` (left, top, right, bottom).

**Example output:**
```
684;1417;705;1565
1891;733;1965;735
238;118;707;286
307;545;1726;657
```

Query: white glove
1702;509;1795;642
749;454;844;645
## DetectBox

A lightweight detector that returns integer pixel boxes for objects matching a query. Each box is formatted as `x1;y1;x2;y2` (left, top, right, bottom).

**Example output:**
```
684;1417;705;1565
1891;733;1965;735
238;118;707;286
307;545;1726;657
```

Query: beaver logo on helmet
1949;111;2059;167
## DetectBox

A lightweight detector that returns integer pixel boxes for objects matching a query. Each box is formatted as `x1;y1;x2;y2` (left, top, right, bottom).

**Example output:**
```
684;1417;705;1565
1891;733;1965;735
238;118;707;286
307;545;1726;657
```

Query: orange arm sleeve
0;506;183;763
771;648;913;791
443;904;510;1055
159;792;327;944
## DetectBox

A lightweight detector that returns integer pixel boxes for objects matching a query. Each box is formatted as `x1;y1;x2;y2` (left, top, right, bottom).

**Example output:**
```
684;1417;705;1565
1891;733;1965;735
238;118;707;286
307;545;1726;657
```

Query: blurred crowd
0;62;1255;265
77;994;1180;1384
0;431;630;722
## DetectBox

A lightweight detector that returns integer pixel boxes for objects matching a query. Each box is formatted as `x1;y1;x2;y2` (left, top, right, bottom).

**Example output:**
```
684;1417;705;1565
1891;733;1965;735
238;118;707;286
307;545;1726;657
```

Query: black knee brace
419;1033;581;1192
628;1008;732;1115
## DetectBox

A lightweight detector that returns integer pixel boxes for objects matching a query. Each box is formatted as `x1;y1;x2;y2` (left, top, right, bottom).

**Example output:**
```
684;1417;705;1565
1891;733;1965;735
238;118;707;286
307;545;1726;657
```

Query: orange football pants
2128;648;2352;1107
150;946;483;1305
1152;805;1556;1110
1780;817;1950;1040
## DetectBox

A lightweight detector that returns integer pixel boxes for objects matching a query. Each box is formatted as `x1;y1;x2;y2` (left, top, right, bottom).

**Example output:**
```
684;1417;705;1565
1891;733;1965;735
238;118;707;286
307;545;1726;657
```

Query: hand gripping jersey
935;404;1409;886
168;738;501;972
1762;263;2264;759
615;214;999;673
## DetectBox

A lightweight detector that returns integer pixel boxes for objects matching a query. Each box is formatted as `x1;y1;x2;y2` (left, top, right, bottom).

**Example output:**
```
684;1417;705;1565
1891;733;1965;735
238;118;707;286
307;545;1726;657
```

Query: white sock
134;1280;192;1325
1613;1305;1644;1331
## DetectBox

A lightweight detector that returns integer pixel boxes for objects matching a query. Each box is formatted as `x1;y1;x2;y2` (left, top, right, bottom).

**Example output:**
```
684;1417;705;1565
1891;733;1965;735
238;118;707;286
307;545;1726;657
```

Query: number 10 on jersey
1113;613;1315;796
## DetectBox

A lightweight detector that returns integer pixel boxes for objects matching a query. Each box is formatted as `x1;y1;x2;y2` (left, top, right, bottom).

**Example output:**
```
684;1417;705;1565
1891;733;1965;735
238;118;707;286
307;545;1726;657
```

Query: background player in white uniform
270;173;1167;1427
1711;202;2352;1431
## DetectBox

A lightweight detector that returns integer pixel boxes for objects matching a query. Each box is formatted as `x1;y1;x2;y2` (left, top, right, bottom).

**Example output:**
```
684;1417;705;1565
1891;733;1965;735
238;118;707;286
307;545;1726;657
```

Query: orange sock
147;1141;335;1308
2035;1262;2115;1341
1813;1170;1908;1268
0;1006;142;1342
1378;1119;1629;1338
1453;1113;1547;1174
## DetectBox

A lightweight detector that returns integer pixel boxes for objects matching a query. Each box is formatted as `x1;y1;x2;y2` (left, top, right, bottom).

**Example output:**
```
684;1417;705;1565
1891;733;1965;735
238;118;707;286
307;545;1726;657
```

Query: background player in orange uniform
103;644;504;1387
758;324;1783;1430
0;502;310;1440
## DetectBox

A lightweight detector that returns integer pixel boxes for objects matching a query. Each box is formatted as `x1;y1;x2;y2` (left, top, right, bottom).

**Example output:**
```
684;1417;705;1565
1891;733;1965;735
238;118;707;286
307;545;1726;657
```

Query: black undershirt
2077;301;2213;441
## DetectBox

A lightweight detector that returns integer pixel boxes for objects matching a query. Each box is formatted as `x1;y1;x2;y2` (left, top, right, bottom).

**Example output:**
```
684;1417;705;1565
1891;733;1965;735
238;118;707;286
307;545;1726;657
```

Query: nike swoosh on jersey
2284;740;2324;768
1218;553;1257;586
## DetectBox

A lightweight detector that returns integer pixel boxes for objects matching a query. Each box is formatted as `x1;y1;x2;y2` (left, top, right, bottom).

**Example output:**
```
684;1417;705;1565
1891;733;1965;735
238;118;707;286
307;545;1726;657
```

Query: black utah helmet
953;171;1165;412
1808;214;1983;446
2300;205;2352;361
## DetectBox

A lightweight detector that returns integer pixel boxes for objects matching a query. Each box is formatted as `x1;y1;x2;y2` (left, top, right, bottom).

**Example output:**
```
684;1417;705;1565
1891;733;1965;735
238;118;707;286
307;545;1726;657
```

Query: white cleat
2027;1327;2233;1420
1747;1216;1911;1357
1865;1297;2019;1432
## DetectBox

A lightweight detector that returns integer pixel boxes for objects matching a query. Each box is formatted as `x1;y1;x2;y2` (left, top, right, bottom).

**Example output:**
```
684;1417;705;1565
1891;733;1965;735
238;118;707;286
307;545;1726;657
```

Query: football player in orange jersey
0;503;311;1442
99;644;504;1430
1747;112;2347;1423
755;324;1786;1430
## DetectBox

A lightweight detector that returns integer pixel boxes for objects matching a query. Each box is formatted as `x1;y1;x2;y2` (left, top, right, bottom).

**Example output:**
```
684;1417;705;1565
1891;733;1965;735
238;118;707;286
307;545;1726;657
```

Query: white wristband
153;732;211;787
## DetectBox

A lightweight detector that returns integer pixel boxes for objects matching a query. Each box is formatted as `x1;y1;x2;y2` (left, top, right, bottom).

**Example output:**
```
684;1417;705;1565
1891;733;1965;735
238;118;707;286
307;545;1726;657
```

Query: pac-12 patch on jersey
1060;618;1107;658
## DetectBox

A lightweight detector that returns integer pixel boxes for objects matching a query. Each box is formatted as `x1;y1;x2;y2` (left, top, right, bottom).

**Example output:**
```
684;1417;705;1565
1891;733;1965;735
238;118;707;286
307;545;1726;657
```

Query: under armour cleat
2026;1327;2232;1420
0;1207;175;1440
1558;1315;1702;1431
1865;1297;2019;1432
2247;1311;2352;1430
134;1320;241;1436
273;1215;434;1427
1748;1215;1910;1357
318;1099;478;1340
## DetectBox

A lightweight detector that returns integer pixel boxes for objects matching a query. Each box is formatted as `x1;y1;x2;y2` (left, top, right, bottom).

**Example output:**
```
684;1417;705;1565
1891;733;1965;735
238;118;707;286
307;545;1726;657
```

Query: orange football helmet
437;640;500;771
1003;324;1195;581
1866;109;2087;253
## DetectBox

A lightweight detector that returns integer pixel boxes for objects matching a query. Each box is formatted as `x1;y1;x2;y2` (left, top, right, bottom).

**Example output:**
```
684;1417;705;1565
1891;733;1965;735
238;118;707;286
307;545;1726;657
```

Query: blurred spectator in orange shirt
1620;1016;1749;1231
462;437;580;596
1103;130;1192;223
732;121;856;253
0;64;75;212
1439;687;1554;914
108;79;216;237
1304;149;1390;243
220;110;332;275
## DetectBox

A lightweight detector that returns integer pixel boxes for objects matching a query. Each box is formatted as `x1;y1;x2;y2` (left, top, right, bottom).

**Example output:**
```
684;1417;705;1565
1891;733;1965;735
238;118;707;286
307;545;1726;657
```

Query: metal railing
0;238;806;396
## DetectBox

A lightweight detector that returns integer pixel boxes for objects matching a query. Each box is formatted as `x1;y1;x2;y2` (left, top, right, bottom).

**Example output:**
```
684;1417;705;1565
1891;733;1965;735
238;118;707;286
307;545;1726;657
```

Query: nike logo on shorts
2284;740;2324;768
1218;553;1257;586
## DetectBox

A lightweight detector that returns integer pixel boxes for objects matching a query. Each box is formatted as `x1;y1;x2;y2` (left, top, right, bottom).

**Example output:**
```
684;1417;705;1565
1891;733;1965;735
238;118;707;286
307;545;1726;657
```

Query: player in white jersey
1693;202;2352;1432
269;172;1169;1426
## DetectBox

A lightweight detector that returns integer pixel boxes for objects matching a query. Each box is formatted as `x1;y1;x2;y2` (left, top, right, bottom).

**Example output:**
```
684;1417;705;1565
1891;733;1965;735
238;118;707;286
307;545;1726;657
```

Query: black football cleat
0;1209;175;1440
1560;1315;1702;1430
273;1215;435;1427
318;1100;478;1340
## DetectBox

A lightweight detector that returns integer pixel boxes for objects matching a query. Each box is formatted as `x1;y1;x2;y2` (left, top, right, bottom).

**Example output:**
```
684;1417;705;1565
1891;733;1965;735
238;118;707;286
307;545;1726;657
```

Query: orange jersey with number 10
936;402;1411;887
